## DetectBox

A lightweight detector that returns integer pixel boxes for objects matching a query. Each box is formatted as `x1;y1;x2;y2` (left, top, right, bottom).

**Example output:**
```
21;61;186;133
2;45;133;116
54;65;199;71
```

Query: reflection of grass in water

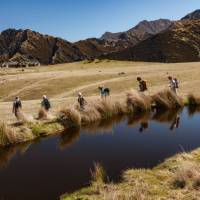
127;112;151;127
152;108;182;124
83;115;125;134
59;128;80;149
187;105;200;117
0;142;31;170
185;94;200;106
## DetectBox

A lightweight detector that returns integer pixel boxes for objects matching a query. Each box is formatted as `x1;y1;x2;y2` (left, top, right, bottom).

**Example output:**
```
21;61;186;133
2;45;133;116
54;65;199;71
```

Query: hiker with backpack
168;76;178;94
137;77;147;92
98;86;110;99
12;97;22;118
41;95;51;112
78;92;87;110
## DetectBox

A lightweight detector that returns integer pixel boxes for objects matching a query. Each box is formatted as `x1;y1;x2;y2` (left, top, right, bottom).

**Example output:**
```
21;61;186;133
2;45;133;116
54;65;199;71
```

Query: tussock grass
0;121;16;146
126;90;152;113
90;162;107;185
172;161;200;189
80;104;102;125
16;111;33;124
38;108;48;120
152;89;183;110
80;98;127;125
58;107;81;129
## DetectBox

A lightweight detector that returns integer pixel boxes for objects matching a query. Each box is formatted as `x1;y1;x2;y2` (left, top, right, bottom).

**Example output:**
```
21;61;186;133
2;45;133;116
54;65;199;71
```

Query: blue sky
0;0;199;41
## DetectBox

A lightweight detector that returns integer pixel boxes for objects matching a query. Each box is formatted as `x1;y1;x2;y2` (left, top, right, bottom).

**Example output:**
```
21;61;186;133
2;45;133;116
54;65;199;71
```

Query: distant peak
181;9;200;20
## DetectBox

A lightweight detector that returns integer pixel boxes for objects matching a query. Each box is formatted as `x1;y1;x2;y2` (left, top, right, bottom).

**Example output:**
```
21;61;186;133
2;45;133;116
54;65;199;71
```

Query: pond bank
61;148;200;200
0;89;199;147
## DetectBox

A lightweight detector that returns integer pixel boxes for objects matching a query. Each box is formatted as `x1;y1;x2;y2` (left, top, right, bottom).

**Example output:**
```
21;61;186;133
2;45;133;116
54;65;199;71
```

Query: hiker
78;92;87;110
168;76;177;94
12;97;22;118
41;95;51;112
98;86;110;99
137;77;147;92
173;77;179;90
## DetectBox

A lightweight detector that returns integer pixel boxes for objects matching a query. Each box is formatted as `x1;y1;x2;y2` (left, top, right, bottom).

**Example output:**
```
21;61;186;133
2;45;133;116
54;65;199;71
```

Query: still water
0;108;200;200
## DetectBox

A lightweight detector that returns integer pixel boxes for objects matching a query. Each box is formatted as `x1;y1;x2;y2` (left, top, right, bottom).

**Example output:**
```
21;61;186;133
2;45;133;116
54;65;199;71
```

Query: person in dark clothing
78;92;87;110
137;77;147;92
12;97;22;118
41;95;51;111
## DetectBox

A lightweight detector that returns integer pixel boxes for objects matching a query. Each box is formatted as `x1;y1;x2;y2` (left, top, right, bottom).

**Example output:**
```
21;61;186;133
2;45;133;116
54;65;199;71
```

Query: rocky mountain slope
181;9;200;20
101;19;172;46
103;20;200;63
0;29;85;64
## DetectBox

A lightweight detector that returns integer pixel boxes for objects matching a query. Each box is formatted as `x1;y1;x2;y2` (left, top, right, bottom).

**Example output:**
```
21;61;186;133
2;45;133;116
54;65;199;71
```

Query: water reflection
0;107;200;200
83;115;126;134
187;105;200;117
59;128;80;149
0;107;190;169
0;142;31;170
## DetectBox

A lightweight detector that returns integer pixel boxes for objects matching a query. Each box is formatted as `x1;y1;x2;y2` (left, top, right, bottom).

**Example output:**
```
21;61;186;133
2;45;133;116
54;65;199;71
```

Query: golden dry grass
1;60;200;124
152;89;183;109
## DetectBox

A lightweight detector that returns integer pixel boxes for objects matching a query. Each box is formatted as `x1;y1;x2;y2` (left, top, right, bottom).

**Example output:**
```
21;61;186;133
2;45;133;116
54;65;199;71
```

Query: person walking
137;77;147;92
12;97;22;118
168;76;177;94
41;95;51;112
78;92;87;110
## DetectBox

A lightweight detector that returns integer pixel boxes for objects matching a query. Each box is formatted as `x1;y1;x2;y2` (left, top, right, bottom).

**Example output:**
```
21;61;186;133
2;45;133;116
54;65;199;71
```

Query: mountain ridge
0;9;200;65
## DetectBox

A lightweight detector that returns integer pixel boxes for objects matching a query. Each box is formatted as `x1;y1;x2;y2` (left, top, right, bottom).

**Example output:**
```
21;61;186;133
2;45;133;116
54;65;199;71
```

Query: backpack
174;79;179;89
43;99;51;110
142;80;147;91
14;100;22;109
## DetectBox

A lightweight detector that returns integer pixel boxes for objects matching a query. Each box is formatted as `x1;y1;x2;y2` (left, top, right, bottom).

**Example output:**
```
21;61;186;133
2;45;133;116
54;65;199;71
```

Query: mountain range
0;9;200;65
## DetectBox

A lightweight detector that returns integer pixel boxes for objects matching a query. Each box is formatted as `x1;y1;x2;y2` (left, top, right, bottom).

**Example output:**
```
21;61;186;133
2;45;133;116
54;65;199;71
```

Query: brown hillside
104;20;200;63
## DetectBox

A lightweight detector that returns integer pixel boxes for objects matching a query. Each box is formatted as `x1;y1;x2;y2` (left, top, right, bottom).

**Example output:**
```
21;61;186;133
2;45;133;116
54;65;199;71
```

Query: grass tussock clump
16;111;34;124
152;89;183;110
80;104;102;125
172;161;200;190
58;107;81;129
90;162;107;186
38;108;48;120
0;121;16;146
185;94;200;106
126;90;152;113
